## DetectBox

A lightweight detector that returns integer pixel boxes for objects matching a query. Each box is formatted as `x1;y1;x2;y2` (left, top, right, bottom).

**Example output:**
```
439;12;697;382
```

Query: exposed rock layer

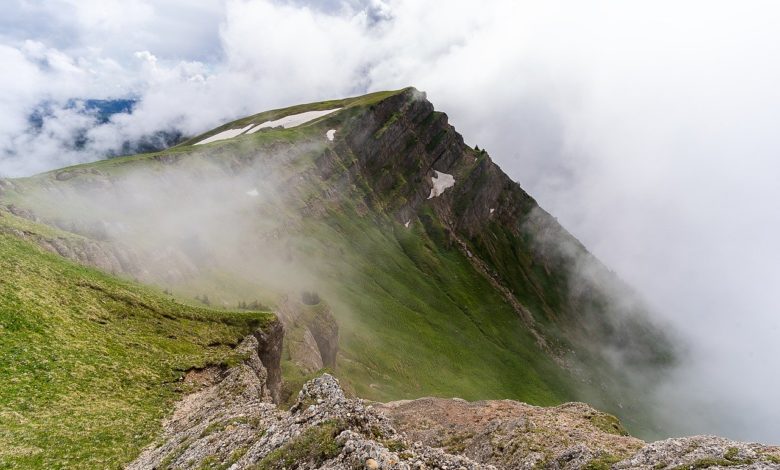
128;337;780;470
276;297;340;374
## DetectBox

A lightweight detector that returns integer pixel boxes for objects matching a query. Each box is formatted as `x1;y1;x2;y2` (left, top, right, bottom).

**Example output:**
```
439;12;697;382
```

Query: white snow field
194;124;255;145
427;171;455;199
194;108;342;145
246;108;342;134
326;129;337;141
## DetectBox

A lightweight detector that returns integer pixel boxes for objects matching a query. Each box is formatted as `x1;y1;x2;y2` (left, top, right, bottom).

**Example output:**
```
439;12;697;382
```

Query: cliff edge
128;343;780;470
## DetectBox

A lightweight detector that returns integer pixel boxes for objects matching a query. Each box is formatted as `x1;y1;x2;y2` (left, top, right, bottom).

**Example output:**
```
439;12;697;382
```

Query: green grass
250;420;345;470
290;203;575;405
586;412;630;436
583;454;622;470
0;85;648;470
7;91;577;407
179;88;409;147
765;454;780;464
0;218;273;469
2;86;577;408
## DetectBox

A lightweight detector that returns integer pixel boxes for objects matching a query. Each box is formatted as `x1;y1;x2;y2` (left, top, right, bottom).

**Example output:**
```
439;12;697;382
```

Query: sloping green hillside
0;87;673;445
0;212;273;469
299;205;575;404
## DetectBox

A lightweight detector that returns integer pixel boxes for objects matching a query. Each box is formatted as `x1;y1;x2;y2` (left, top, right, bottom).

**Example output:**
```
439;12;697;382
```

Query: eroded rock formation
128;335;780;470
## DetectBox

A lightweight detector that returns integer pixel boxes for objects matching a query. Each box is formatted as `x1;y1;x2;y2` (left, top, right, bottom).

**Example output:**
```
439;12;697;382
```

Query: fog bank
2;0;779;442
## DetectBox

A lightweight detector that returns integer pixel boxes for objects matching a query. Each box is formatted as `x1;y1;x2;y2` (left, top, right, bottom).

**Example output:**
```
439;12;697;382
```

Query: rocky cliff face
341;88;666;348
334;88;675;426
0;204;144;277
276;296;340;374
129;337;780;470
254;320;285;404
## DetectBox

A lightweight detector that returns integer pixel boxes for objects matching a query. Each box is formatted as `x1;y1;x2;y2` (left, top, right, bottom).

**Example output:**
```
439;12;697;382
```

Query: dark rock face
339;88;602;329
339;89;527;234
254;319;284;404
328;89;676;425
276;298;340;373
307;303;339;369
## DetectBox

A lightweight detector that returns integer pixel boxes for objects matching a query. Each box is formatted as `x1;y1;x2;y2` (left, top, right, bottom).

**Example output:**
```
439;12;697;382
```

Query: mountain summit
0;88;700;468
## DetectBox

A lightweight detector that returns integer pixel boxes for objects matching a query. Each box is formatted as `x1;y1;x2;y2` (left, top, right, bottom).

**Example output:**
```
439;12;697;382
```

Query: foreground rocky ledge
129;338;780;470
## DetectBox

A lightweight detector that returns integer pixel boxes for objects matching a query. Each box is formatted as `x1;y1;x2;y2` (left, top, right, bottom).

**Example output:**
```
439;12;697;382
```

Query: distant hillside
24;97;184;158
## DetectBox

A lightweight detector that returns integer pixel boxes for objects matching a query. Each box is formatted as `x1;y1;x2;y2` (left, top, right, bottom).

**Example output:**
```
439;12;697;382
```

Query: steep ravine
253;320;284;404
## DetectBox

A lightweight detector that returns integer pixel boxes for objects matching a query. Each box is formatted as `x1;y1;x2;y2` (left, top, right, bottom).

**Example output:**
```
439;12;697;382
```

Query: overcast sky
2;0;779;442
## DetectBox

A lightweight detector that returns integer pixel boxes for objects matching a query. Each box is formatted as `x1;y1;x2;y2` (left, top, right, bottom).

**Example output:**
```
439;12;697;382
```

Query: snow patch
246;188;259;197
194;108;341;145
490;208;495;214
404;220;410;228
427;171;455;199
194;124;255;145
246;108;342;134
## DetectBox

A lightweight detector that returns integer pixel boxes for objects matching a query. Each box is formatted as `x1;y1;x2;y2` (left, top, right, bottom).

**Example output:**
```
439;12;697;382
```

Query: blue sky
3;0;780;442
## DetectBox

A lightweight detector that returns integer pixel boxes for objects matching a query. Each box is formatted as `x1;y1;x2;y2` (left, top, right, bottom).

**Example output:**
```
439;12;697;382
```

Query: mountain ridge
126;345;780;470
2;86;672;414
0;87;689;467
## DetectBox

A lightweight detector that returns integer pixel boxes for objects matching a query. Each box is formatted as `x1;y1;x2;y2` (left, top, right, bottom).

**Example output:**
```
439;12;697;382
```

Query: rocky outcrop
0;213;133;274
378;398;643;469
127;345;780;470
128;364;488;469
254;320;284;404
128;330;284;470
0;205;199;283
616;436;780;470
276;296;340;373
128;336;275;469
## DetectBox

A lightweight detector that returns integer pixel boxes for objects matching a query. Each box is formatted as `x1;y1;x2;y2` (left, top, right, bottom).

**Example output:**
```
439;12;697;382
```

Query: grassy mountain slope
0;210;274;468
0;87;674;447
299;204;574;404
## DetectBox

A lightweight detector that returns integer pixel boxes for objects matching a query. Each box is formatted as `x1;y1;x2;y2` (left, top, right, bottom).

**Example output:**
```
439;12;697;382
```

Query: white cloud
2;0;780;442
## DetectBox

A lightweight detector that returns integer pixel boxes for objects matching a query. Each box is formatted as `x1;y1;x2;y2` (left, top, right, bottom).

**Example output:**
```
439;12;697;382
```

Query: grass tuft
250;420;345;470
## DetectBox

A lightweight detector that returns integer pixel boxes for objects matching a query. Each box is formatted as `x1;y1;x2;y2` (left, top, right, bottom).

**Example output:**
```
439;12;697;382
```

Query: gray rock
616;435;780;470
127;339;780;470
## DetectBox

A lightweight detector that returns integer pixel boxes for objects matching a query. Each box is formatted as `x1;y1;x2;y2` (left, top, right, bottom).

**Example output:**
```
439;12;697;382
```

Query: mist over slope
1;88;675;437
0;207;275;468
